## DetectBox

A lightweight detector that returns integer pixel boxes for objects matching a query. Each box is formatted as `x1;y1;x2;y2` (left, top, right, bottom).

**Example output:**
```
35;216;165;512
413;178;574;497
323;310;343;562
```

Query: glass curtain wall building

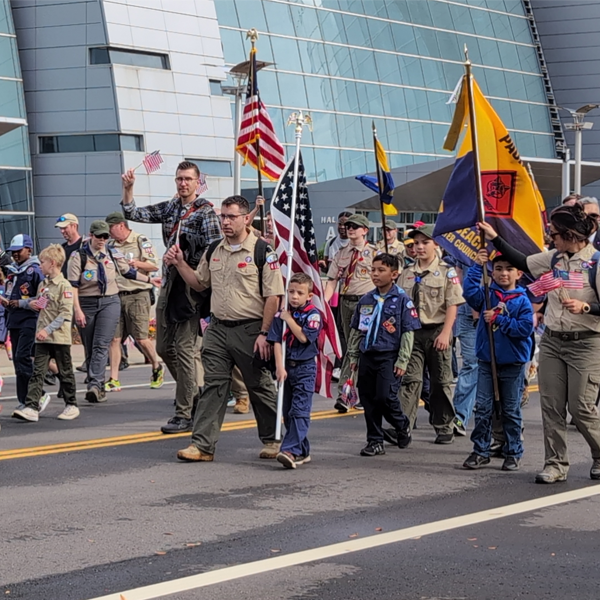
0;0;33;245
215;0;557;196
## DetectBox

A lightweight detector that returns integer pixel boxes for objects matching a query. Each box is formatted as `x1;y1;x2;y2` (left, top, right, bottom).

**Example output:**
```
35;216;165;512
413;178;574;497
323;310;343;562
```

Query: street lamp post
221;58;274;196
560;104;599;195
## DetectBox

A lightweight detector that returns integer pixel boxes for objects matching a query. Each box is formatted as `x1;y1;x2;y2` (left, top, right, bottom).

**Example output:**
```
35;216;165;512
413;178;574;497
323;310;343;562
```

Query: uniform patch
360;305;374;315
266;254;278;264
83;270;95;281
147;252;155;258
406;300;415;309
245;256;253;263
447;268;458;279
359;267;368;276
112;250;124;259
307;314;321;329
237;262;247;268
20;283;29;294
434;271;440;277
142;242;152;248
450;277;460;285
382;320;396;334
269;262;279;270
212;258;220;262
358;314;372;332
64;291;73;298
363;250;370;257
386;316;396;325
27;267;33;275
410;309;419;318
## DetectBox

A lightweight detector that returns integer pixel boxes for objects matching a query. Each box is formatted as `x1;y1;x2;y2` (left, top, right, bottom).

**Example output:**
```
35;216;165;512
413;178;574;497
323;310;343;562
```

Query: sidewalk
0;343;149;378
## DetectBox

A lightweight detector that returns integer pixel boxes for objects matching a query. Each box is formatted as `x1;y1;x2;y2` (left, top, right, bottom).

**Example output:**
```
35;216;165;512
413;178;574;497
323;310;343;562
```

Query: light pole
222;58;273;195
560;104;599;195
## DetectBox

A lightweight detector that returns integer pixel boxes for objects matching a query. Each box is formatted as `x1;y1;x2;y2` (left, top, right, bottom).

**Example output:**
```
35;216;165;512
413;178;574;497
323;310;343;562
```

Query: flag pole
464;45;501;418
275;110;308;441
247;29;266;236
372;122;389;254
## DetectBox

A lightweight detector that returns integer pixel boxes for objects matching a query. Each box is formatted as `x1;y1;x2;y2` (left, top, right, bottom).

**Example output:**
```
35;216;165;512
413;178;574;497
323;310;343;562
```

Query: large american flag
271;153;341;397
142;150;163;174
528;269;585;297
235;48;285;182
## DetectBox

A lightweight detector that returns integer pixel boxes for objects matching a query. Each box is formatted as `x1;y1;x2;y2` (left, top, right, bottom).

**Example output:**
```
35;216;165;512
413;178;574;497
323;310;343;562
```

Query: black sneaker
76;362;87;373
434;433;454;445
397;428;412;449
490;441;505;458
334;398;350;414
453;418;466;437
161;416;193;434
119;359;129;371
360;441;386;457
382;427;398;445
85;387;101;403
354;402;364;411
44;371;57;386
57;385;64;399
502;456;520;471
463;452;490;469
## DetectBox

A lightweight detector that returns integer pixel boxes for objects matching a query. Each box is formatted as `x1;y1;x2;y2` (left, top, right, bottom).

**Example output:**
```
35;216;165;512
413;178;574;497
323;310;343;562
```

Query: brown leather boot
233;396;250;414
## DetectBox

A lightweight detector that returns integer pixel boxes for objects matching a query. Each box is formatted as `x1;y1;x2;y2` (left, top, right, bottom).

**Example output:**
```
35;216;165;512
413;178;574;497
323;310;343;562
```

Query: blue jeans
281;361;316;458
452;306;478;427
471;361;525;458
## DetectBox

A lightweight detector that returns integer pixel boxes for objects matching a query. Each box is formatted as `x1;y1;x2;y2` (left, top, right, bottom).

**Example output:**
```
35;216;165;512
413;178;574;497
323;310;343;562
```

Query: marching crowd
2;162;600;485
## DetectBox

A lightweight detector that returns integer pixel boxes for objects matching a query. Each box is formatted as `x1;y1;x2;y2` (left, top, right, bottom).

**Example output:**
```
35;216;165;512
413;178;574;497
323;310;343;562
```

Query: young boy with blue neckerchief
348;253;421;457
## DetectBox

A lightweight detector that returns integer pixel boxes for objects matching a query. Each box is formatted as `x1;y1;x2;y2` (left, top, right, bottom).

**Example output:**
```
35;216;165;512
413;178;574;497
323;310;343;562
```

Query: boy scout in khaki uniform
398;225;464;443
12;245;79;422
105;211;163;392
165;195;284;463
324;213;377;412
376;219;405;257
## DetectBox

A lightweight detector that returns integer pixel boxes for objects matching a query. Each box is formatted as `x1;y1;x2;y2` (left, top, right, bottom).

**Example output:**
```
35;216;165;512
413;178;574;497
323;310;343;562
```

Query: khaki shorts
115;291;151;340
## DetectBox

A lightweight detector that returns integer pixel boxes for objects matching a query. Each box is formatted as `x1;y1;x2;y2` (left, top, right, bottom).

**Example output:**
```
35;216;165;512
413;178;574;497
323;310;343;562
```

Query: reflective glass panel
265;1;295;36
317;9;347;44
0;79;24;119
0;127;28;168
0;36;19;78
304;75;335;111
298;41;328;76
270;36;302;73
277;72;308;108
336;113;365;149
214;0;238;27
331;78;359;113
290;4;321;39
324;44;354;79
235;0;267;32
351;48;378;83
219;28;246;64
0;0;13;35
311;111;339;147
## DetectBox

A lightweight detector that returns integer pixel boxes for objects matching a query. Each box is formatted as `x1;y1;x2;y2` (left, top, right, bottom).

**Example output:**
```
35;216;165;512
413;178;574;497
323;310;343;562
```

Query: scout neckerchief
341;248;360;295
412;269;430;311
365;292;390;349
490;289;521;323
283;303;316;347
84;244;108;295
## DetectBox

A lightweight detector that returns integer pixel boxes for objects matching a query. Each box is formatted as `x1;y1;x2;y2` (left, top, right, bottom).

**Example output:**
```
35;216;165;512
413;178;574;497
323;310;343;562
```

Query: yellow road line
0;410;355;461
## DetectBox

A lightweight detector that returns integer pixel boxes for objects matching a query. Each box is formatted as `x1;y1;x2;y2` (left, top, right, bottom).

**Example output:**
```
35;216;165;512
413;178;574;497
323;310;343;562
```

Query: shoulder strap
254;238;269;297
205;239;222;265
550;251;561;270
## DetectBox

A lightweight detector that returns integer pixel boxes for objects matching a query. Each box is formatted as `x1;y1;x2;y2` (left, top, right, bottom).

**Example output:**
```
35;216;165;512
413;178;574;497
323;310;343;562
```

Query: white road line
0;381;174;402
88;484;600;600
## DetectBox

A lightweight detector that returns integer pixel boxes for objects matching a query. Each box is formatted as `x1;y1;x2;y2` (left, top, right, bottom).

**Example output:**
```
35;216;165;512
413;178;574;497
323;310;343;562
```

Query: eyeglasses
345;223;362;230
589;213;600;220
93;233;109;240
219;213;247;222
175;177;198;184
549;231;560;240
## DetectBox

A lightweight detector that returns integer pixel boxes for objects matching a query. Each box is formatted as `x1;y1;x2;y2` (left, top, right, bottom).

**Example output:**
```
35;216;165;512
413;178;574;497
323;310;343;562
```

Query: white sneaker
11;403;26;417
57;405;80;420
39;393;51;414
332;368;341;381
12;406;39;422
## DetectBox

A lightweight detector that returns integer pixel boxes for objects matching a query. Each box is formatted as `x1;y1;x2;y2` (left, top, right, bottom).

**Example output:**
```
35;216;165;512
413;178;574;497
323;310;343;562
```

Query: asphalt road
1;366;599;600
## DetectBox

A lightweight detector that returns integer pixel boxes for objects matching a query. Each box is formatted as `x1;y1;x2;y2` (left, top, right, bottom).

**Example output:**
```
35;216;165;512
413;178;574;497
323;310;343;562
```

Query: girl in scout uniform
397;224;464;444
480;203;600;484
67;220;153;403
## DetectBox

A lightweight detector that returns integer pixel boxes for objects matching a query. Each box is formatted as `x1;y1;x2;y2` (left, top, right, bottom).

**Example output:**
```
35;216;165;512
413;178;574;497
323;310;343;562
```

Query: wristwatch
259;330;269;336
582;303;591;314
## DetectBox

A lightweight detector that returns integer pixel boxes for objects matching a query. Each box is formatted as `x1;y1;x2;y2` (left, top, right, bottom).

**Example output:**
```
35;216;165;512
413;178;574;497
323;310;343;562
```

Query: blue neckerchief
84;243;107;295
365;293;388;349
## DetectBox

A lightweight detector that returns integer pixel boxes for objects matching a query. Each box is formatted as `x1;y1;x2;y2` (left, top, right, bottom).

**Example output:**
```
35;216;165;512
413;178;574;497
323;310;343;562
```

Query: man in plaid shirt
121;160;221;434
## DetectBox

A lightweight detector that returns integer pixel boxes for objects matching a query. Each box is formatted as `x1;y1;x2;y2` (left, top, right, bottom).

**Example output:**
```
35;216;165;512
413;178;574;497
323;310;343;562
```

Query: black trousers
26;343;77;409
10;327;36;405
357;351;409;443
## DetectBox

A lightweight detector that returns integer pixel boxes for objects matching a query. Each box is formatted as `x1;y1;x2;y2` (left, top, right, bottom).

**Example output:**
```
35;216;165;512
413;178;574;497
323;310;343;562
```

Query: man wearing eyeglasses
55;213;82;277
580;197;600;250
121;161;221;434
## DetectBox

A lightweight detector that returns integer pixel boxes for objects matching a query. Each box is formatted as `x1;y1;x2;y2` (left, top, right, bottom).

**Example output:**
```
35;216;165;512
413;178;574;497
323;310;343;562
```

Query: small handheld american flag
528;269;585;297
196;173;208;195
142;150;163;175
36;295;49;310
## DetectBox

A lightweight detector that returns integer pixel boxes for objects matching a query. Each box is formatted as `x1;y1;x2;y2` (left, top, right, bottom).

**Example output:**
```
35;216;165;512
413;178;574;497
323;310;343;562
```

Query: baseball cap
105;211;127;225
384;219;398;230
345;214;370;228
89;220;110;236
408;224;435;240
55;213;79;228
7;234;34;252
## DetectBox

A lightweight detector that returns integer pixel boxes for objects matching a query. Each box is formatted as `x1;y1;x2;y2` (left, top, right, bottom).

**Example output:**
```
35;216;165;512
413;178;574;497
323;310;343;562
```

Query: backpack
550;250;600;298
198;237;270;319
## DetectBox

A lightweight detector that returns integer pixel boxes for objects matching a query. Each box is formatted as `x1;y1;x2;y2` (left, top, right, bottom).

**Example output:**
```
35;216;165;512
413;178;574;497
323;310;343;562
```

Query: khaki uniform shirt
110;230;157;292
527;245;600;333
327;241;377;296
398;255;464;325
376;238;405;257
195;232;284;321
36;273;73;345
67;244;138;297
